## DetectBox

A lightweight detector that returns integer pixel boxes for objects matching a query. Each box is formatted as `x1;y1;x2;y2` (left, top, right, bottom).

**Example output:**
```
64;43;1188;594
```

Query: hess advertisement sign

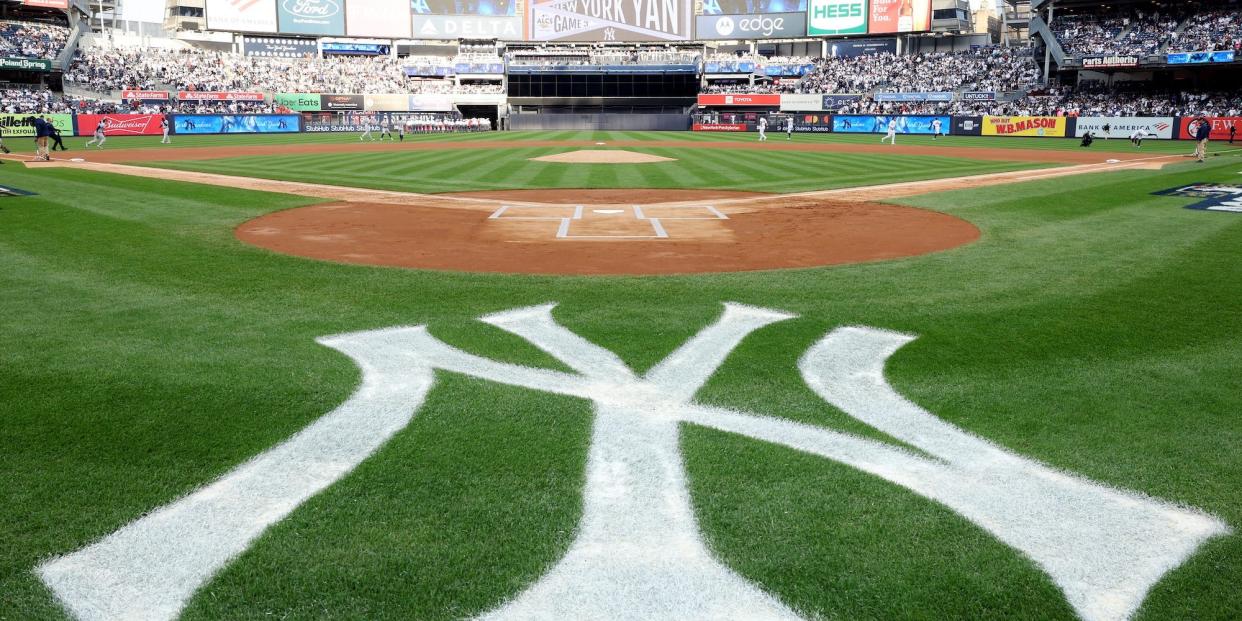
695;13;807;39
807;0;866;35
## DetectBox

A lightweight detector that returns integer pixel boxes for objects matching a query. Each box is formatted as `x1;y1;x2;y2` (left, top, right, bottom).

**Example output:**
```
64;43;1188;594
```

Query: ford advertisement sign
277;0;345;36
695;13;807;40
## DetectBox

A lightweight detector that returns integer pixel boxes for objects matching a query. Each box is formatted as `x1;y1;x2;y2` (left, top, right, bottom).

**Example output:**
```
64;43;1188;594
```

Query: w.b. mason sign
39;304;1229;621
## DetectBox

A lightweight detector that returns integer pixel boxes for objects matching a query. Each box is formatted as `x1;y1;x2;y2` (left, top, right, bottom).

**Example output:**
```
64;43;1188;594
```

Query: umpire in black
48;118;67;151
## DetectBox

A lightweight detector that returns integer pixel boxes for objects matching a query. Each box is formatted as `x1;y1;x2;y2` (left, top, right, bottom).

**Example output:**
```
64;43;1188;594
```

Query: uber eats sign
808;0;868;35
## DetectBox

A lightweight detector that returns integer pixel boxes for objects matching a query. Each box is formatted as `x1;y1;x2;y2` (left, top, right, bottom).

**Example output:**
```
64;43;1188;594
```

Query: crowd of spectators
1050;83;1242;117
1168;9;1242;53
0;20;70;60
406;79;503;94
1055;13;1129;56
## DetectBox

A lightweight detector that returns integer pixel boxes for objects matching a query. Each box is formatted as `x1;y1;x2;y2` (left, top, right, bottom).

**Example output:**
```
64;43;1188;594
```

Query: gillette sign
527;0;693;41
695;12;807;40
807;0;867;35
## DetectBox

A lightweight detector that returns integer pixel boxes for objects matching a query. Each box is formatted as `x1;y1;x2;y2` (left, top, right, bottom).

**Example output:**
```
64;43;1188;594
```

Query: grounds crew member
1193;116;1211;162
49;119;67;152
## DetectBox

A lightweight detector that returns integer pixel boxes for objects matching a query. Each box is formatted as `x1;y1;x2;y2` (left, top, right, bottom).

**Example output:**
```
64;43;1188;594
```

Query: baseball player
0;124;9;155
1101;122;1111;139
161;116;171;144
359;116;375;141
757;116;767;141
931;118;943;140
785;116;793;140
85;118;108;149
379;117;394;141
881;118;898;144
1129;128;1147;148
398;122;405;142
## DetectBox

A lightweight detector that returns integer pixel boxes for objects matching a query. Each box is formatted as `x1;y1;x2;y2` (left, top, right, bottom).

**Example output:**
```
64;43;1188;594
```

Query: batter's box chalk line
35;303;1230;621
489;204;727;239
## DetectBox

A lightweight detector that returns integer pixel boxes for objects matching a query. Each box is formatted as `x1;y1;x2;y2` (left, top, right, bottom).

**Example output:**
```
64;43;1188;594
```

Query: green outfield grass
1;137;1240;620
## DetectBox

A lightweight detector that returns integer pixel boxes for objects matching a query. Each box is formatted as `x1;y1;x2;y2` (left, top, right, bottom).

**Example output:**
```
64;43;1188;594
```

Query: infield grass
0;140;1240;620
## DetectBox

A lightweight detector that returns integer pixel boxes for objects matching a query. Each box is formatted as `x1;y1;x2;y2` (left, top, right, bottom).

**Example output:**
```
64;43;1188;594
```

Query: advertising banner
0;57;52;72
303;111;406;132
1074;117;1174;140
823;93;863;109
408;94;453;111
697;94;781;106
981;115;1067;137
807;0;867;36
206;0;278;33
951;116;982;136
527;0;693;41
778;93;861;111
0;113;71;137
274;93;322;111
74;114;166;136
1178;117;1241;141
833;114;948;134
791;113;834;132
171;114;301;134
695;13;807;40
1164;51;1234;64
177;91;265;101
243;35;318;57
363;94;411;112
692;123;750;131
826;37;895;57
1082;55;1139;68
347;0;411;38
961;91;995;102
412;15;523;39
703;0;807;13
121;90;170;100
277;0;345;36
412;0;516;16
874;92;952;102
320;94;364;111
21;0;70;8
868;0;929;34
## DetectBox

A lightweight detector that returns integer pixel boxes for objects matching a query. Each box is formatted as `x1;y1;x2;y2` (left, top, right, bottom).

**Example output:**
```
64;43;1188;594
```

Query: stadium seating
0;20;70;60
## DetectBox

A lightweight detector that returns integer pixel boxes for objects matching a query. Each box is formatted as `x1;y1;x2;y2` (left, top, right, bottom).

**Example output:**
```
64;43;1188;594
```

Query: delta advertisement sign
1178;116;1240;141
981;115;1067;137
807;0;930;36
74;114;166;137
527;0;693;41
1074;117;1174;140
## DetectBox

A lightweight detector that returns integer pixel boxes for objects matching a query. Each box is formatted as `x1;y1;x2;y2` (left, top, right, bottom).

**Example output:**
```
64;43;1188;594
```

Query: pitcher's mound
531;150;675;164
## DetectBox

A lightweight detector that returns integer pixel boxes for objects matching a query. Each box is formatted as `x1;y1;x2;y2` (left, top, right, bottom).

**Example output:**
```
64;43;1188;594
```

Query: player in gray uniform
785;116;793;140
757;116;767;141
379;117;394;141
359;116;375;141
85;119;108;149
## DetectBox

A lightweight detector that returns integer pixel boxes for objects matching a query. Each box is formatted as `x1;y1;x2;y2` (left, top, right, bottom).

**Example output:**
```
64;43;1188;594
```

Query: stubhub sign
695;13;807;40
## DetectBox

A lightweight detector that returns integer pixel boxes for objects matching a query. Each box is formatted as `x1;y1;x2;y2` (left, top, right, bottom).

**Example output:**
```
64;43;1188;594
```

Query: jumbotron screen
808;0;931;36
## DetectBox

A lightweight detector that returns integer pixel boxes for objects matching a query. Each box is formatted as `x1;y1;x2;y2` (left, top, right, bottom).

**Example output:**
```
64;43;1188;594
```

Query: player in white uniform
931;118;943;140
85;119;108;149
1130;128;1147;148
160;117;170;144
757;116;767;141
379;117;394;141
785;116;793;140
881;118;898;144
359;116;375;141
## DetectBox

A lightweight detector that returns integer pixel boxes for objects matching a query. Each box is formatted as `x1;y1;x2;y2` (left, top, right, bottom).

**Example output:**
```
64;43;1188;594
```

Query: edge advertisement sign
695;13;807;40
1074;117;1174;140
0;113;71;137
981;115;1066;137
171;114;301;134
74;114;165;136
1178;117;1240;141
527;0;693;41
807;0;867;36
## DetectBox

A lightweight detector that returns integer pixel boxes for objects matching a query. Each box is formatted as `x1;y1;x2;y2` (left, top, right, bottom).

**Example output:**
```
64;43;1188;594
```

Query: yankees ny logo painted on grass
39;304;1229;621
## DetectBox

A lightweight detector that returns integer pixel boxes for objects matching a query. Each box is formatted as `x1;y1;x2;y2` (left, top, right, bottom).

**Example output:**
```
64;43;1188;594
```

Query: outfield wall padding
510;113;690;131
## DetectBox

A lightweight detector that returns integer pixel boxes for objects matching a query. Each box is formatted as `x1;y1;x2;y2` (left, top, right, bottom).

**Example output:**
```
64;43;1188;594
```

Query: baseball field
2;131;1240;621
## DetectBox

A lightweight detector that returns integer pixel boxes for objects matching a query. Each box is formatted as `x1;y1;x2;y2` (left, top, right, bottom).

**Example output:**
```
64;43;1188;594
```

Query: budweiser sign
75;114;166;137
176;91;266;101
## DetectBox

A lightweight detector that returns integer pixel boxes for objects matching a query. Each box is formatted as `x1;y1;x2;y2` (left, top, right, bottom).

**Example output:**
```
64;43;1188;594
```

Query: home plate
593;209;624;214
